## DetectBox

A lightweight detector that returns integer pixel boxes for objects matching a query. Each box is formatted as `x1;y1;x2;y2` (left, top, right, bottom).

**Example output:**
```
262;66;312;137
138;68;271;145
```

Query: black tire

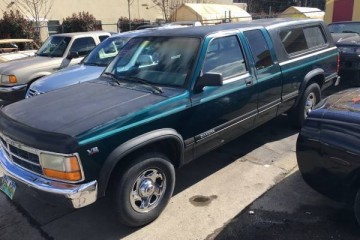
112;152;175;227
288;83;321;128
354;188;360;225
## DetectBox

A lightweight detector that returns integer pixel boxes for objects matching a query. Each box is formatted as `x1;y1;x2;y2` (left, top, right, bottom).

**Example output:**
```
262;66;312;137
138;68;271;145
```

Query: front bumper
0;147;98;208
0;84;27;101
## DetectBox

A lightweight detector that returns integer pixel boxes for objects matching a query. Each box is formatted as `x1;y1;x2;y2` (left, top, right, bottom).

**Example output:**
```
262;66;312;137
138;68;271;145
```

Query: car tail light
336;55;340;73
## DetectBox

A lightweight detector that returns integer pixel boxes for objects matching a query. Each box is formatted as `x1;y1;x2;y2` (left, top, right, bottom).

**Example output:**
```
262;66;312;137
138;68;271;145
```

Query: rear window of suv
280;25;327;55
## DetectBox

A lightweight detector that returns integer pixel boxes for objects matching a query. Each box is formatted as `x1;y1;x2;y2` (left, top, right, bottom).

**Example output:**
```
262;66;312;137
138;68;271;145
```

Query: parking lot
1;83;360;240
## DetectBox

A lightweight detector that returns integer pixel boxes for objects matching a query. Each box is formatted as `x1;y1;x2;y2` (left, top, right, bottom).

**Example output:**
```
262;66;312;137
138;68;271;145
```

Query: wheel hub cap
305;92;317;117
129;168;166;213
139;179;155;197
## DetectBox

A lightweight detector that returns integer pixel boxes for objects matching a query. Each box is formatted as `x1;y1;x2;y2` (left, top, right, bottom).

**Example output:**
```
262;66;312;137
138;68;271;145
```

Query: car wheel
112;152;175;227
288;83;321;128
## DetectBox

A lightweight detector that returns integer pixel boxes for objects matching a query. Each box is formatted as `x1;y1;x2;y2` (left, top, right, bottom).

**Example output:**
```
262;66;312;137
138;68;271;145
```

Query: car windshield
37;36;71;57
328;22;360;34
104;36;200;87
83;36;130;67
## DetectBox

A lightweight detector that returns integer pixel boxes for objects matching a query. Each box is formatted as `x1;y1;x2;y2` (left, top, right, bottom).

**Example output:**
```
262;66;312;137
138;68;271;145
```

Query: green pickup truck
0;18;339;227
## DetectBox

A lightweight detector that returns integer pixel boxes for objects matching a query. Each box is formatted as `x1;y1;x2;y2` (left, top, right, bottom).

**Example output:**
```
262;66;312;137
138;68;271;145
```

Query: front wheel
288;83;321;128
112;153;175;227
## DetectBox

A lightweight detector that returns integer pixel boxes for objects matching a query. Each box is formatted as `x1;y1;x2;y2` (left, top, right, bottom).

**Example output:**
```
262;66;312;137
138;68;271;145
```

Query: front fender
28;72;52;82
97;128;184;197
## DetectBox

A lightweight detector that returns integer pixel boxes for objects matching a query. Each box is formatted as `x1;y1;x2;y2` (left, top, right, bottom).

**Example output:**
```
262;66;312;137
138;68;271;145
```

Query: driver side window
69;37;96;56
203;35;247;80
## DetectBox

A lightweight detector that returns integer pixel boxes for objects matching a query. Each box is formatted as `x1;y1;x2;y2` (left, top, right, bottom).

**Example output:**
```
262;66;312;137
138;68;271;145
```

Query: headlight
1;75;17;84
39;153;82;181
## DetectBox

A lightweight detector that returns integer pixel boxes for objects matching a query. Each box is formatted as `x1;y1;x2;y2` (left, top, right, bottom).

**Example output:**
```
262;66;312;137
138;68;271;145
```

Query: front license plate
0;175;16;199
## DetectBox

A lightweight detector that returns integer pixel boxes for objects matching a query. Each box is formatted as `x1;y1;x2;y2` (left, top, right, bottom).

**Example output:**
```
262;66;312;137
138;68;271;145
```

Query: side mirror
67;51;80;60
194;72;223;92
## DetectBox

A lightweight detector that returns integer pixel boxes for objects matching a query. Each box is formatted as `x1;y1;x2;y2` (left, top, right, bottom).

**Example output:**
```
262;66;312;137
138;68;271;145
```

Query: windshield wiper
117;76;163;94
342;30;360;34
102;73;163;94
84;62;106;67
102;72;122;85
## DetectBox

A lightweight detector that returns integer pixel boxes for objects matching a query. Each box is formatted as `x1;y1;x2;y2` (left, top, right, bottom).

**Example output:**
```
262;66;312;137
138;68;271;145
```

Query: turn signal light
43;169;82;181
9;75;17;83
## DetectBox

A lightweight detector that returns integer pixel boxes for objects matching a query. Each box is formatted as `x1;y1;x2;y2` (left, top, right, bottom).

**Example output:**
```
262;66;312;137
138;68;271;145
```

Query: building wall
324;0;360;23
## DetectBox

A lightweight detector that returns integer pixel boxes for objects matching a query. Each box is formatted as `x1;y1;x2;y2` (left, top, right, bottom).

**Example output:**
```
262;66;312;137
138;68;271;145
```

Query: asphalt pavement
210;170;360;240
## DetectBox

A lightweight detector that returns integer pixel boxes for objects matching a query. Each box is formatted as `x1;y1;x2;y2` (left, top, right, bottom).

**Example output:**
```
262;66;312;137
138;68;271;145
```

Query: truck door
243;29;283;127
190;34;258;159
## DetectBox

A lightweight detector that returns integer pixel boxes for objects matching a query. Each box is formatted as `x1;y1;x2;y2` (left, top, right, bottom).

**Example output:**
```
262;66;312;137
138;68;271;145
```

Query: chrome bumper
0;148;97;208
0;84;27;92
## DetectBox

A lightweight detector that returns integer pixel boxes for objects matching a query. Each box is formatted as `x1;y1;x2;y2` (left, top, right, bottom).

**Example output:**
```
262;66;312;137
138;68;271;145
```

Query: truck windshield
328;22;360;34
103;36;200;87
82;36;130;67
37;36;71;57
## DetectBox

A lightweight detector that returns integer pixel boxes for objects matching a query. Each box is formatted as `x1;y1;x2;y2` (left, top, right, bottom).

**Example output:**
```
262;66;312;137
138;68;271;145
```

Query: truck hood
2;79;184;139
0;50;36;62
29;64;104;94
311;88;360;123
0;56;61;74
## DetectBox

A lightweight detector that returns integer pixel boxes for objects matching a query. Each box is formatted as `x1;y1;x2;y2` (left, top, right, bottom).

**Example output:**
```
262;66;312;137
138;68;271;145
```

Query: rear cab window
243;29;274;70
280;25;327;56
99;35;110;42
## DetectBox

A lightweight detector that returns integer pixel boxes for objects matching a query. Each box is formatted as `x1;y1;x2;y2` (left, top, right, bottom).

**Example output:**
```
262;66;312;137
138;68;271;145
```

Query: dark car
297;87;360;224
328;21;360;81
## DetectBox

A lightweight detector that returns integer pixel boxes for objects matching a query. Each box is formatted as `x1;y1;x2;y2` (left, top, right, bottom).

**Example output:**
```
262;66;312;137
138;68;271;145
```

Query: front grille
0;135;43;175
26;88;44;98
9;145;39;164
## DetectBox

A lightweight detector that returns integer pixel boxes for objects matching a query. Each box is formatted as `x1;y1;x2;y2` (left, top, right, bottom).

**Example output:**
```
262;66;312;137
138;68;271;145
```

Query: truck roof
136;18;322;38
51;31;110;38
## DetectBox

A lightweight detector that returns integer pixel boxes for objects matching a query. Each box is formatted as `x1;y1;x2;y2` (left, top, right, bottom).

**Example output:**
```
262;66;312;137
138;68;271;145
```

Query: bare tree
2;0;54;40
151;0;191;22
127;0;135;30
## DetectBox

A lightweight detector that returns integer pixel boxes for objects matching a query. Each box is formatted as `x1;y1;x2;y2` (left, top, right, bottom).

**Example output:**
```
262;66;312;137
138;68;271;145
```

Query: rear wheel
112;152;175;227
354;188;360;225
288;83;321;128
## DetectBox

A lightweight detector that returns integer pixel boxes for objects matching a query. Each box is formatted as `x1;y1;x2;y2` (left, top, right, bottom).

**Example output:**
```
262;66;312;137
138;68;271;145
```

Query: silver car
26;27;185;98
0;31;110;101
26;31;144;98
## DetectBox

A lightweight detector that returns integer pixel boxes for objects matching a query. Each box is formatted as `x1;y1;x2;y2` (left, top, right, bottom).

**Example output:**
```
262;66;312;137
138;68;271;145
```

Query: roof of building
279;6;325;19
171;3;252;23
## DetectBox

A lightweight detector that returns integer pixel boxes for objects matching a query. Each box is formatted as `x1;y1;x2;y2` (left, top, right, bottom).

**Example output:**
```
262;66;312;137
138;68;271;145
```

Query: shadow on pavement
211;171;360;240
